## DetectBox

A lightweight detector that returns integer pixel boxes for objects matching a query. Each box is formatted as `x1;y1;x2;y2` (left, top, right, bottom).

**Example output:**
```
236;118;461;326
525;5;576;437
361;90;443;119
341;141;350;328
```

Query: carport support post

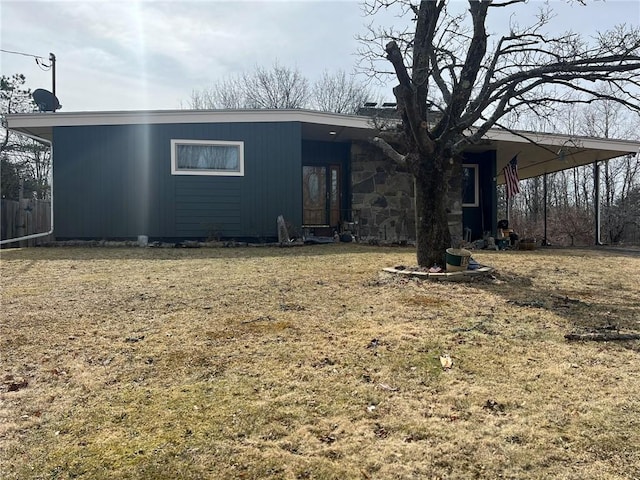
543;173;548;246
594;160;602;245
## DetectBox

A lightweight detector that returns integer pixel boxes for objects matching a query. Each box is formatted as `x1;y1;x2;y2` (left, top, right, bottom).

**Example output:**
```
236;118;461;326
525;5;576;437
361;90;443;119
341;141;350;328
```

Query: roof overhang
482;129;640;182
7;109;639;181
5;109;375;143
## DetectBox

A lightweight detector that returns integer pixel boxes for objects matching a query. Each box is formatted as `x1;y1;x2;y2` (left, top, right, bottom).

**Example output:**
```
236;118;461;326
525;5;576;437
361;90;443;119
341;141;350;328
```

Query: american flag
503;155;520;199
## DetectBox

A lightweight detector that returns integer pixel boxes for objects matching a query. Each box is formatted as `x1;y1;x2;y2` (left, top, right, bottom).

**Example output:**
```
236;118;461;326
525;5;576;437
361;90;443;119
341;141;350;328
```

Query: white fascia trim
481;128;640;153
6;109;373;130
9;110;638;155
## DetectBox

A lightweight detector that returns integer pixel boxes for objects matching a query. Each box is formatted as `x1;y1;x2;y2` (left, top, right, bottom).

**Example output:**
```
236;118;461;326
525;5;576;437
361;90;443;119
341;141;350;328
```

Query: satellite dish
33;88;61;112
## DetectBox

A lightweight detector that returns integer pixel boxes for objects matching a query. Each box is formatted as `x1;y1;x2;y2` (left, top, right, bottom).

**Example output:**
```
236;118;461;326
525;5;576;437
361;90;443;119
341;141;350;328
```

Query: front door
302;165;340;227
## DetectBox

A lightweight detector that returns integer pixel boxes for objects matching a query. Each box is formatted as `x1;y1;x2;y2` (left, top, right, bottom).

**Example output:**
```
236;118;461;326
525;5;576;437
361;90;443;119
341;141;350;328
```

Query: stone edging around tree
382;266;494;281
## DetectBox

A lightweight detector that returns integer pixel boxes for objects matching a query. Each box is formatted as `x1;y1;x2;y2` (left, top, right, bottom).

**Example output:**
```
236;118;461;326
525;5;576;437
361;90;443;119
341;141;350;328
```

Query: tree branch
371;136;406;165
385;40;435;154
434;0;489;137
565;332;640;342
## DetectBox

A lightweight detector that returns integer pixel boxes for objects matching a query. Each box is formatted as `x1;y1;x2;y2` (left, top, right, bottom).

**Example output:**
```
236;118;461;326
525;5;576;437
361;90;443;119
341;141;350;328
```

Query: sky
1;0;639;113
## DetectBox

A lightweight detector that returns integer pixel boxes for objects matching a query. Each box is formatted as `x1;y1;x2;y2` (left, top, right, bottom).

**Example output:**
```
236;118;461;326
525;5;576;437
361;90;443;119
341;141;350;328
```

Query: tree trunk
414;154;452;267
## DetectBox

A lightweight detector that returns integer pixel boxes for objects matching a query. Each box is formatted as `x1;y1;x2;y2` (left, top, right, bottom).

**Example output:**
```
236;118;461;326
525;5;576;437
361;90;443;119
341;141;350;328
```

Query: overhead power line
35;58;52;71
0;48;45;60
1;48;51;70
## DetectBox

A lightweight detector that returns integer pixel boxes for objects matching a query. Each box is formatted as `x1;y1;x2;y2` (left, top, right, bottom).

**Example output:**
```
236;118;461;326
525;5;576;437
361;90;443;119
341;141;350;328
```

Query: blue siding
52;122;302;240
462;150;497;240
302;140;351;166
174;177;242;237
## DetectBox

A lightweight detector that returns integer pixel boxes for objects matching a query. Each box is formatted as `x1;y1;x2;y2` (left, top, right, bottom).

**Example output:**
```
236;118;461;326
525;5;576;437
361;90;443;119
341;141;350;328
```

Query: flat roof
7;109;639;181
6;108;374;140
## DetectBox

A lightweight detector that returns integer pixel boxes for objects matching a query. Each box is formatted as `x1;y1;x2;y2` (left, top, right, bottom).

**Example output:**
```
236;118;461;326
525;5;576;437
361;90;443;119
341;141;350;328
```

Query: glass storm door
303;165;340;226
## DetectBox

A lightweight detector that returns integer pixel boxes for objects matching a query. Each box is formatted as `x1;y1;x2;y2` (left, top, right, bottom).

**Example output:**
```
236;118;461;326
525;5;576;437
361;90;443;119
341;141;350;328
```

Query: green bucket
445;248;472;272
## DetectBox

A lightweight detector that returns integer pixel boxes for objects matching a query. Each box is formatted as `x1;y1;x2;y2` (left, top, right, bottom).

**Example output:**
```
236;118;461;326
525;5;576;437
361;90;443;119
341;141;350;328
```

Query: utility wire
2;48;51;70
35;58;52;71
0;48;45;60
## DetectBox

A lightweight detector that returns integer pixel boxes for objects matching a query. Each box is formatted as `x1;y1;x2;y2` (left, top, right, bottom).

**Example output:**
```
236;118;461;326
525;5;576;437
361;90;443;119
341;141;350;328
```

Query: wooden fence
1;199;53;247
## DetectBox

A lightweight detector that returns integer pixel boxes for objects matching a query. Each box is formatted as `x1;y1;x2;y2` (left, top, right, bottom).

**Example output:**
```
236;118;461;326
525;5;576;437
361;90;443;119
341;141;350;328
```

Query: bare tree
311;70;372;114
243;62;309;109
360;0;640;266
580;89;640;243
187;63;372;113
1;74;51;200
187;76;245;110
186;62;309;110
501;88;640;246
1;74;33;154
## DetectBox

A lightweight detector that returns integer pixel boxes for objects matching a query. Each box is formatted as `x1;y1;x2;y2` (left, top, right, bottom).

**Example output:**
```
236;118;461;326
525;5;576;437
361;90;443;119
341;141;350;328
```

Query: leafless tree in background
311;70;372;114
188;76;245;110
187;63;371;113
1;74;51;200
243;62;310;109
506;90;640;246
186;62;309;109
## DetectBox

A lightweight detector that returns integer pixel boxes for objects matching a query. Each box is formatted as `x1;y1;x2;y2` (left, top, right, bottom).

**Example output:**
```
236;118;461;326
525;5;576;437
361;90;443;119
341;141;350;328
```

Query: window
462;164;479;207
171;139;244;176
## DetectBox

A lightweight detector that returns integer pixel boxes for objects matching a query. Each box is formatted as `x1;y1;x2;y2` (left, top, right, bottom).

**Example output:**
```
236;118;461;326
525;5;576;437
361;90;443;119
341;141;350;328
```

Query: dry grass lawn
1;245;639;479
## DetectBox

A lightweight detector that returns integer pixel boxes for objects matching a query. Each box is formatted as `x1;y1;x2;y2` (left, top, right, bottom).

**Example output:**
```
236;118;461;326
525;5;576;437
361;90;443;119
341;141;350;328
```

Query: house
6;109;640;243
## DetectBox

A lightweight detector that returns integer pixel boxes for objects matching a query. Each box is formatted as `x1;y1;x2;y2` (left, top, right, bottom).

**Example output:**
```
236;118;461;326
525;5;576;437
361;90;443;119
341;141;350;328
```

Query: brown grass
1;245;639;479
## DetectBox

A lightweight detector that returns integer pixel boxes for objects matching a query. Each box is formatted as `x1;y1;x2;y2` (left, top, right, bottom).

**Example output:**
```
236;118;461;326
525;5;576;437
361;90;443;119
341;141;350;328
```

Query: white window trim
462;164;479;207
171;139;244;176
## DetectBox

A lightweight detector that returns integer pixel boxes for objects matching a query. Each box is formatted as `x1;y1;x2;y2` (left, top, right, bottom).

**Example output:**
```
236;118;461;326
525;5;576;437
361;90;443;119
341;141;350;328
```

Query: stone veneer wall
350;141;416;243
